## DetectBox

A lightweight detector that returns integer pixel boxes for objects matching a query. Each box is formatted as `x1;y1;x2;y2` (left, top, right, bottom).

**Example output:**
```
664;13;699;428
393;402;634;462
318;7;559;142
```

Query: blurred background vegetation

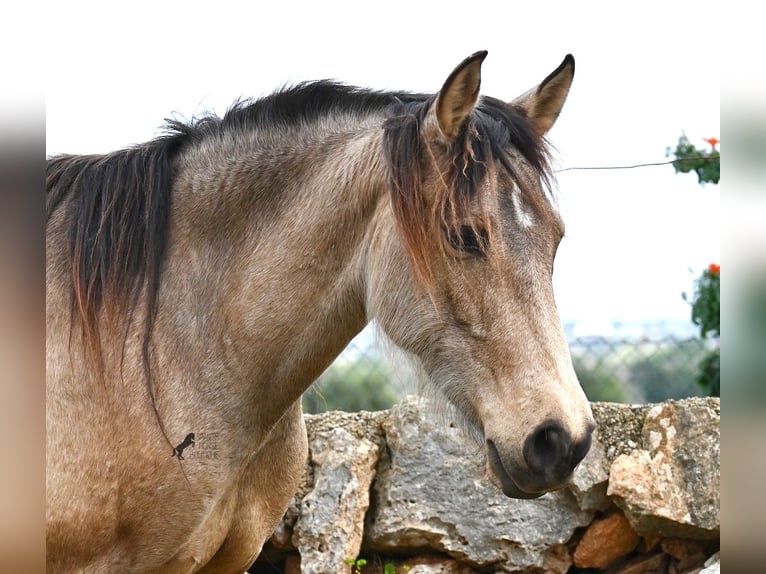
302;332;716;414
302;353;401;413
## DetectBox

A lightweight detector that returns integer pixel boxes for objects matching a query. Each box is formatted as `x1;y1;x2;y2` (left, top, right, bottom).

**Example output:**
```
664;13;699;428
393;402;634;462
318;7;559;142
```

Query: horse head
369;52;595;498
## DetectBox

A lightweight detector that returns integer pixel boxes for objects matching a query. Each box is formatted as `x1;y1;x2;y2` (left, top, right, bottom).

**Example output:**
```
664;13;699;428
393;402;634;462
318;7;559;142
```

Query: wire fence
568;335;714;404
302;329;716;413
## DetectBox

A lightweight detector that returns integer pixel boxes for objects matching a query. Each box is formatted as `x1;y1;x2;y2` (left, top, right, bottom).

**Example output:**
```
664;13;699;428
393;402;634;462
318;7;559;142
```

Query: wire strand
555;155;718;173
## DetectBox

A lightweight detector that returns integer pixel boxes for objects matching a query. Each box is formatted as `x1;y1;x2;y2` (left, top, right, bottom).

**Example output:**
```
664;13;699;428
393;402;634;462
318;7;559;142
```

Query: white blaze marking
511;186;535;228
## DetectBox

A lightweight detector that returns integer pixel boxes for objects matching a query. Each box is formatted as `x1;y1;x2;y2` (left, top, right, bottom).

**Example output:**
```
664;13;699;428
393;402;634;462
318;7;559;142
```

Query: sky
44;1;720;333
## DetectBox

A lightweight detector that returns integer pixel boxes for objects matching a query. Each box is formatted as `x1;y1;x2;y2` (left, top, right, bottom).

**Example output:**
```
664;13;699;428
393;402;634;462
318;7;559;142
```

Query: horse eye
449;226;489;255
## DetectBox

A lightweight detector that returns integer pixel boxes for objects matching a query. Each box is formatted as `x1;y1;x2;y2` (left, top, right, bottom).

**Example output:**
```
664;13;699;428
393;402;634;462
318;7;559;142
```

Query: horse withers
46;52;595;572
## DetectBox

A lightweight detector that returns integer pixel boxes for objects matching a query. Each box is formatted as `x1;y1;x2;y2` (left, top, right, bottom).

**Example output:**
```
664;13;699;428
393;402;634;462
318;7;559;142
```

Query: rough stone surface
569;433;610;512
272;410;387;550
262;397;720;574
607;398;720;540
365;397;592;573
291;411;386;574
401;556;479;573
589;402;651;465
700;551;720;574
573;512;639;569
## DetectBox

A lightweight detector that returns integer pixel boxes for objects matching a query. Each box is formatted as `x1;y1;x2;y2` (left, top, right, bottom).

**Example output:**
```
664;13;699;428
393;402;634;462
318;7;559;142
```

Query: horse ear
511;54;575;135
431;50;488;141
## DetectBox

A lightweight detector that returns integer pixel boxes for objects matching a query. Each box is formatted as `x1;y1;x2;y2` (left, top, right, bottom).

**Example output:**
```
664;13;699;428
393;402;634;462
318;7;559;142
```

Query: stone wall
250;396;720;574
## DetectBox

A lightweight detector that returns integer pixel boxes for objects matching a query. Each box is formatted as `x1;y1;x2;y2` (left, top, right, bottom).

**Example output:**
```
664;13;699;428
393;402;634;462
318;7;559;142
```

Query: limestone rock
292;411;385;574
573;512;639;569
607;398;720;540
401;556;479;573
365;397;593;573
700;551;720;574
589;402;650;464
567;402;650;513
264;397;719;574
568;432;610;512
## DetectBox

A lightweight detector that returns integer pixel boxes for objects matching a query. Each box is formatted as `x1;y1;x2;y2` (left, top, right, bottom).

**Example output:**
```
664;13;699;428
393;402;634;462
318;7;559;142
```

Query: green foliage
573;356;630;402
683;264;720;397
344;557;367;574
343;557;409;574
303;357;399;414
627;346;704;403
668;130;720;396
687;265;721;339
697;348;720;397
667;134;719;184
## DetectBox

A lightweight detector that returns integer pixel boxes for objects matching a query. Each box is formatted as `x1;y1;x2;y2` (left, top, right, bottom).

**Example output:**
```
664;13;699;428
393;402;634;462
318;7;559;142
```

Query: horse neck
158;122;389;426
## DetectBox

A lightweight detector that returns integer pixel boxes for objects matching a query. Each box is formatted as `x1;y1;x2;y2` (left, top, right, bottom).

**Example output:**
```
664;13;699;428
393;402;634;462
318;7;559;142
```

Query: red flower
708;263;720;275
703;137;719;150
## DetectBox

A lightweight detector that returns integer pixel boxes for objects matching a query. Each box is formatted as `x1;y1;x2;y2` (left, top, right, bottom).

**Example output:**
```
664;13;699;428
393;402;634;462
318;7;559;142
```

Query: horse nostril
571;423;595;468
523;422;572;475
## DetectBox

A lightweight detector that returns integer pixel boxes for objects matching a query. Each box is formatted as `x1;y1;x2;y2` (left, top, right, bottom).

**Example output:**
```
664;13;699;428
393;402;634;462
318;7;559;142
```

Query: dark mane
47;136;183;379
164;81;429;141
383;94;553;287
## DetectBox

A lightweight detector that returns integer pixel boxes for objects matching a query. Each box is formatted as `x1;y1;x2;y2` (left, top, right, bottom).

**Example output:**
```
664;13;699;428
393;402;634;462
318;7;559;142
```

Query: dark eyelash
448;225;489;255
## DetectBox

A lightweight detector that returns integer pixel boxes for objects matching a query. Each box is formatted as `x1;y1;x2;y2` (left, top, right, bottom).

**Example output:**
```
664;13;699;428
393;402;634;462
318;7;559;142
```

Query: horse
46;51;595;573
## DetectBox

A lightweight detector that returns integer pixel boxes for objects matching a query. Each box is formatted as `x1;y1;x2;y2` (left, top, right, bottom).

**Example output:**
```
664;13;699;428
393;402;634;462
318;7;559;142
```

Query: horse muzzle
486;419;595;499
